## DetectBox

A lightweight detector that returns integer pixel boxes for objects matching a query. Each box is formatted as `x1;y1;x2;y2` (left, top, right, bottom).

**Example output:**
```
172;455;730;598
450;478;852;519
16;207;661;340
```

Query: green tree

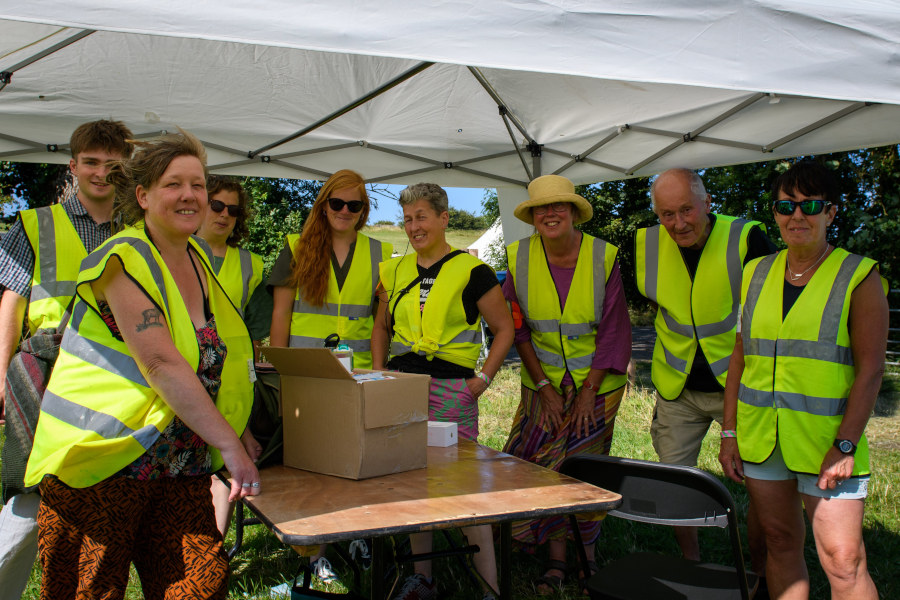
241;177;320;274
0;162;70;218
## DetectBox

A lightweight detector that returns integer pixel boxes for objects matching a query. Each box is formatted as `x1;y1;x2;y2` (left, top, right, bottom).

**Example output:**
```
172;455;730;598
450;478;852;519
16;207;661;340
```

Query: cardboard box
262;347;430;479
427;421;458;447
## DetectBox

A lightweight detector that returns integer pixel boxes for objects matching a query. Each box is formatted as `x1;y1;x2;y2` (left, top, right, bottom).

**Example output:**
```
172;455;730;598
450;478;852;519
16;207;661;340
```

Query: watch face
838;440;854;454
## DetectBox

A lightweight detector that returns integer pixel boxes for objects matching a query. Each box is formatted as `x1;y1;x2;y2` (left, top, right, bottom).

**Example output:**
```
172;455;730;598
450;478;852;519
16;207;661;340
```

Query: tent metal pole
689;93;767;137
627;137;686;174
270;159;332;178
764;102;869;151
501;113;533;181
553;128;626;175
248;61;434;158
692;136;766;151
272;142;361;160
467;67;532;142
0;132;46;151
453;150;518;166
0;28;94;92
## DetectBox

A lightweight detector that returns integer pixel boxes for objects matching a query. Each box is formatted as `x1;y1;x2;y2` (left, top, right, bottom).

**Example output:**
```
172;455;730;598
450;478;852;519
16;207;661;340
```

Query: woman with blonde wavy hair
269;168;391;579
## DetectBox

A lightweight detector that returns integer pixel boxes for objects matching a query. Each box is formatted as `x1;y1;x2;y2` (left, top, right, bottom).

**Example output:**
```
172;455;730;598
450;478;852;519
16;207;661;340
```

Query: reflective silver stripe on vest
524;318;559;333
591;236;607;326
30;207;74;302
238;247;254;310
292;299;372;319
659;306;694;338
709;354;731;378
62;330;149;388
560;323;594;337
695;312;738;338
663;344;688;372
368;237;383;296
391;340;412;355
63;303;149;387
81;237;171;314
643;225;661;303
819;253;864;342
744;337;852;365
533;344;565;368
41;390;161;449
739;385;847;417
289;335;371;353
30;279;77;302
514;237;531;316
742;254;777;340
724;218;747;311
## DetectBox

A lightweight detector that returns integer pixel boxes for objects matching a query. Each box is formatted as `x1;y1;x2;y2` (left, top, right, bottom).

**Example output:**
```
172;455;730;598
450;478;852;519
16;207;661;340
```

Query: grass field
6;361;898;599
362;225;485;256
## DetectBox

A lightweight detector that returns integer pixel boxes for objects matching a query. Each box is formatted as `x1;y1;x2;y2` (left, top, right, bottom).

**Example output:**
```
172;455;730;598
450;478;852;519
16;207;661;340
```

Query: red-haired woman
269;169;391;578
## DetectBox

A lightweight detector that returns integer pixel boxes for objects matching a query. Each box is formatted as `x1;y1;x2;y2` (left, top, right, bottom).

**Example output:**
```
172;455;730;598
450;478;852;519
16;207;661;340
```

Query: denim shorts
743;438;868;500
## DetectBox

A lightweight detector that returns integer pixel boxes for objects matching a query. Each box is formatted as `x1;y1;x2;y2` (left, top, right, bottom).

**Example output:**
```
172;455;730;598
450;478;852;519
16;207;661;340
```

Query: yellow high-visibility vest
19;203;87;334
215;245;264;316
25;224;254;488
635;215;761;399
736;248;885;475
380;250;484;369
507;233;626;395
287;232;391;370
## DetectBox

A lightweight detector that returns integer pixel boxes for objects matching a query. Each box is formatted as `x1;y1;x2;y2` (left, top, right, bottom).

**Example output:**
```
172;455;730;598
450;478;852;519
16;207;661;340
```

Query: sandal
534;559;568;596
576;560;599;596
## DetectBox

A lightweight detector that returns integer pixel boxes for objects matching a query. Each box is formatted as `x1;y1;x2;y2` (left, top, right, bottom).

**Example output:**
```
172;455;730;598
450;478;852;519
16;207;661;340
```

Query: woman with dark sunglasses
269;169;391;367
719;161;887;600
268;169;391;582
195;175;270;539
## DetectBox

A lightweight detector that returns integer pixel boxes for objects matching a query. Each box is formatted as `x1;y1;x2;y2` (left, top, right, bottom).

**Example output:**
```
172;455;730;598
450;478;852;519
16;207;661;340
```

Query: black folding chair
560;454;757;600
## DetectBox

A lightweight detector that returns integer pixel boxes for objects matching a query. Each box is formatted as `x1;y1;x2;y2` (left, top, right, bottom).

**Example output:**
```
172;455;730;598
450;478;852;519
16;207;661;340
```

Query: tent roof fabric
2;1;899;191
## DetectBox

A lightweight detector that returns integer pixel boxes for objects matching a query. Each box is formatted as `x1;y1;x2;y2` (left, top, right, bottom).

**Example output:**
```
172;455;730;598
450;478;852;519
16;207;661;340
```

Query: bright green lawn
362;226;484;256
5;363;899;598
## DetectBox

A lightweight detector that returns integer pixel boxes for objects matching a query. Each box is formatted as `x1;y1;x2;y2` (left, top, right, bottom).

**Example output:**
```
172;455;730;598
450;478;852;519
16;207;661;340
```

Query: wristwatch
833;438;857;456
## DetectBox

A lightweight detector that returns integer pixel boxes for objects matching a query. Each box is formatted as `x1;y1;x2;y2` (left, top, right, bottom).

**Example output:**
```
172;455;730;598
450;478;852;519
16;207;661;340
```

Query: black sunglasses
209;199;242;217
327;197;364;213
773;199;831;216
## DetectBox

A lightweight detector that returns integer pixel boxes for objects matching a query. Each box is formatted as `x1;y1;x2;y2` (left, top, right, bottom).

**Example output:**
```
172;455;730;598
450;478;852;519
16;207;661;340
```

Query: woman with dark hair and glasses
269;169;391;580
719;161;887;599
195;175;270;538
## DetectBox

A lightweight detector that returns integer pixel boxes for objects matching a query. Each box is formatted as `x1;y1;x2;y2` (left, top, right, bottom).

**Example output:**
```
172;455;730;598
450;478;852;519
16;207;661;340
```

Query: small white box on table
427;421;458;447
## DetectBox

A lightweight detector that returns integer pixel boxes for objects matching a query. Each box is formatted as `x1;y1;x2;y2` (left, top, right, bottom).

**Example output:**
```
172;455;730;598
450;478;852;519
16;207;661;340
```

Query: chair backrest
560;454;753;597
561;454;737;528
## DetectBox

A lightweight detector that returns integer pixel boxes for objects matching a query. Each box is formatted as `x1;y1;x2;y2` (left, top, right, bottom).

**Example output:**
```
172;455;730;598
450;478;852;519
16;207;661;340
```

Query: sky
367;185;489;225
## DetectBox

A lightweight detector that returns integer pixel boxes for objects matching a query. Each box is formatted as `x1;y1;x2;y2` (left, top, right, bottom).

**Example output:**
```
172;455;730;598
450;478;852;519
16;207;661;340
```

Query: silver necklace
787;245;829;281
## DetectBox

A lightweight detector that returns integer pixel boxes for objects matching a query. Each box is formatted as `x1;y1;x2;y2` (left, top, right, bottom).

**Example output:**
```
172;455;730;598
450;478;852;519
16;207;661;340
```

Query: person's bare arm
466;286;514;399
718;333;746;483
817;270;888;490
269;286;294;348
95;260;259;500
0;290;27;424
370;283;391;370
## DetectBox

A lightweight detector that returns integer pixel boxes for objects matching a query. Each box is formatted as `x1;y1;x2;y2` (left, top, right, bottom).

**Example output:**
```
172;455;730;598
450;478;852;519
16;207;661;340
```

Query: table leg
500;522;511;600
372;536;385;600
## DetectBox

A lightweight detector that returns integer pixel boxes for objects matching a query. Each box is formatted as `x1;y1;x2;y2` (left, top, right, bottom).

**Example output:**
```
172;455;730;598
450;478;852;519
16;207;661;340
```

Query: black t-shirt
387;258;498;380
783;280;804;320
678;215;778;392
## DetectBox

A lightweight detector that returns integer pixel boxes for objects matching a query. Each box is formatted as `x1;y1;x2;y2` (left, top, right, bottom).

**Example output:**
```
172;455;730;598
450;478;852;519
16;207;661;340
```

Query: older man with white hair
634;168;775;588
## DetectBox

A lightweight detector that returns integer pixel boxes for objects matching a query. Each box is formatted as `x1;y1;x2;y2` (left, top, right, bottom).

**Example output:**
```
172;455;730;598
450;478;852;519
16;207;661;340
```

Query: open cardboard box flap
262;346;355;381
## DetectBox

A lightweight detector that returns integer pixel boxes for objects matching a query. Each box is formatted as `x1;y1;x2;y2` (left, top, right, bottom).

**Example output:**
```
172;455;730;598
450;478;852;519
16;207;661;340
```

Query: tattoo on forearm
136;308;164;332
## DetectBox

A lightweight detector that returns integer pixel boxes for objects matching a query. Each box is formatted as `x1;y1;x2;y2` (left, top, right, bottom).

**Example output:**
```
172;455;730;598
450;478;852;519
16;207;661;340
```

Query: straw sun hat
513;174;593;225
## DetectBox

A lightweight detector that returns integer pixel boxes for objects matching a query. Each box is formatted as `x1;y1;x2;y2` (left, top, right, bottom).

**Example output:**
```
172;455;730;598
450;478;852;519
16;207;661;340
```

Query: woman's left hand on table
571;386;598;438
817;446;855;490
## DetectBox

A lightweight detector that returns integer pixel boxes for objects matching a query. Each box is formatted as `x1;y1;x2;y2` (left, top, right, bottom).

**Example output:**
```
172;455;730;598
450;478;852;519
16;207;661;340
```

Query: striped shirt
0;195;111;298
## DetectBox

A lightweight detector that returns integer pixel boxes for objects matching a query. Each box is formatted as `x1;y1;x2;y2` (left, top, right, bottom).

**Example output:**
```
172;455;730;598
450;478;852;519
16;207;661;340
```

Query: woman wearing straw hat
502;174;631;594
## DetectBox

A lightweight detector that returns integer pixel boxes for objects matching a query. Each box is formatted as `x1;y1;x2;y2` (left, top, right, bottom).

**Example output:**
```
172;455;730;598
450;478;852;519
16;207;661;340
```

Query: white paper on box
427;421;458;447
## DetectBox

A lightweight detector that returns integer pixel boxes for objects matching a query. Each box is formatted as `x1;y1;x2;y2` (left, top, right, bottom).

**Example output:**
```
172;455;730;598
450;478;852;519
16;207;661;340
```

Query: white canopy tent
2;1;899;242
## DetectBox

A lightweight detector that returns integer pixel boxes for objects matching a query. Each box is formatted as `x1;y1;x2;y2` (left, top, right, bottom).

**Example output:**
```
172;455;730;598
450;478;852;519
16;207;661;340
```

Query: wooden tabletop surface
243;440;621;545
